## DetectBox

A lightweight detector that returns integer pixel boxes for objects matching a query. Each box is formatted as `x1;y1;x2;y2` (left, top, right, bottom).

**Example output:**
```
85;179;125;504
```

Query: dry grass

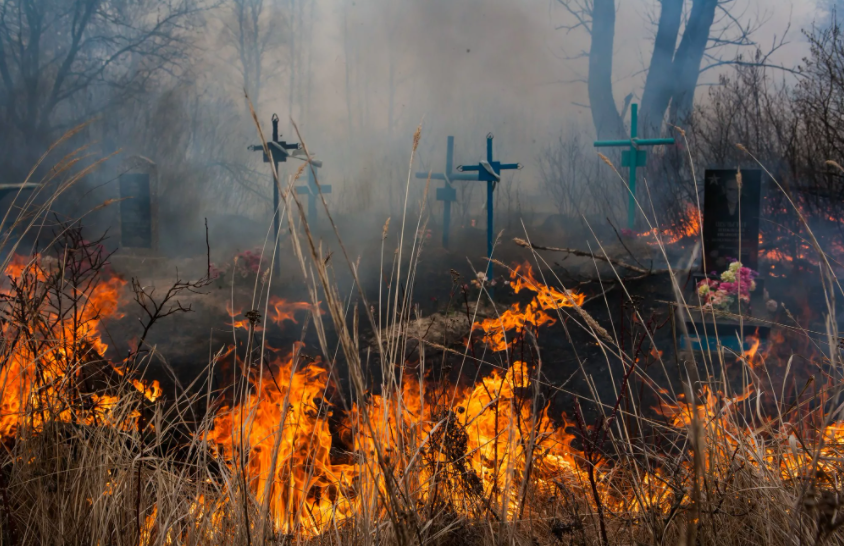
0;124;841;546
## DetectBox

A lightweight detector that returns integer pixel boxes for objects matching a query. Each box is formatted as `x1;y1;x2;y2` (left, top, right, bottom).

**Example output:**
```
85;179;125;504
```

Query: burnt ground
98;211;840;428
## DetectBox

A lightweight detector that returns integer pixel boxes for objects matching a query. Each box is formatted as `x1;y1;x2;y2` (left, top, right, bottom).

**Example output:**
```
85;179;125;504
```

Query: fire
472;263;584;352
207;348;590;535
655;385;753;429
227;297;314;331
473;302;554;351
207;346;356;536
344;361;584;519
269;296;312;327
638;202;701;245
226;301;257;331
741;335;761;366
132;378;162;402
6;241;844;542
0;251;160;436
510;262;586;309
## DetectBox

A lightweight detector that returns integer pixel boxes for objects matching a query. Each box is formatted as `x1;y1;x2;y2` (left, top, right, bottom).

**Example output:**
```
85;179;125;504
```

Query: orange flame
208;347;356;536
0;253;161;436
472;302;554;351
269;296;312;327
472;264;585;352
638;202;701;245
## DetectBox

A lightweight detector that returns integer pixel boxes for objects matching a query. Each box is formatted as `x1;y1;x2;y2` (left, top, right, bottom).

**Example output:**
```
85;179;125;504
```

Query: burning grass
1;133;844;545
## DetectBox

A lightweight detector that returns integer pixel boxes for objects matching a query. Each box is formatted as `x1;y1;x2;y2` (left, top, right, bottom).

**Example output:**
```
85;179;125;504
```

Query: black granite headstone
702;169;762;273
119;173;153;249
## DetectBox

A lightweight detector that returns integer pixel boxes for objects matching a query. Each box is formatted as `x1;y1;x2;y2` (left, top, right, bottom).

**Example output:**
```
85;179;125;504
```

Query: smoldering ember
2;1;844;545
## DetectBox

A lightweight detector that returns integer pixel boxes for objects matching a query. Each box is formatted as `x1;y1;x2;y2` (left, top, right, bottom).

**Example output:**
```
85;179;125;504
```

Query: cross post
593;104;675;230
414;136;477;248
248;113;301;274
457;133;520;280
296;163;330;230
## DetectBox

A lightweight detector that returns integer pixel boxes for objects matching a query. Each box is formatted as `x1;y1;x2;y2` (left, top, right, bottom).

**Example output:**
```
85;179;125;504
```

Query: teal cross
295;162;329;230
594;104;676;230
456;133;521;280
415;136;477;249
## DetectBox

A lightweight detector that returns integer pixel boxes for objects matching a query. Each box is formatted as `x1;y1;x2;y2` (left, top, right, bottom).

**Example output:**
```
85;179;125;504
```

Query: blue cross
414;136;477;249
457;133;520;280
248;114;301;274
295;163;330;230
593;104;676;230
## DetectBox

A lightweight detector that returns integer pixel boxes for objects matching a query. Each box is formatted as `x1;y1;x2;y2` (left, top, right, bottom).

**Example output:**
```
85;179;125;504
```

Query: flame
472;302;554;351
269;296;312;327
741;335;761;366
226;297;313;331
472;264;584;352
345;361;584;519
226;301;257;331
510;262;586;309
0;253;160;436
655;385;753;429
132;378;162;402
5;248;844;540
637;202;701;245
207;346;356;536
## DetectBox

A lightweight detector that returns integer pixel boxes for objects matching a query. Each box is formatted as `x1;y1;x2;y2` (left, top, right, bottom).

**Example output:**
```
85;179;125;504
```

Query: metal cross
457;133;521;280
593;103;676;230
248;114;301;274
295;162;329;230
414;136;477;249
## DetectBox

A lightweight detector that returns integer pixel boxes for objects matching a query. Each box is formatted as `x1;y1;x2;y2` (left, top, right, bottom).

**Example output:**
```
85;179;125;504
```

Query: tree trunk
639;0;683;136
288;0;297;121
587;0;624;139
669;0;718;124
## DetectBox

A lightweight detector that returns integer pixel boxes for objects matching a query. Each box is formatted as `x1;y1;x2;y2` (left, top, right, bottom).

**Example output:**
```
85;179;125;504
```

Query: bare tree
220;0;286;107
0;0;203;175
792;21;844;205
538;131;621;219
555;0;793;138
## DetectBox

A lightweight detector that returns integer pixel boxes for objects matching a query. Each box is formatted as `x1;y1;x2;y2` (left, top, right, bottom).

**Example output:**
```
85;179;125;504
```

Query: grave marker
248;114;302;274
594;104;676;230
414;136;478;248
702;168;762;273
295;163;330;230
679;168;766;353
118;156;158;253
457;133;521;279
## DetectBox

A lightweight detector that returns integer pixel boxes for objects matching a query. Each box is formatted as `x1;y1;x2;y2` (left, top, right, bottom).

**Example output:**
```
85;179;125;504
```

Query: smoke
27;0;812;260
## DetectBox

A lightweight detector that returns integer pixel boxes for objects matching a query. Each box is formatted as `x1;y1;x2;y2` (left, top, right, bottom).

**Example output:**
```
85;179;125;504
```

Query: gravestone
702;169;762;274
679;168;768;353
118;156;158;254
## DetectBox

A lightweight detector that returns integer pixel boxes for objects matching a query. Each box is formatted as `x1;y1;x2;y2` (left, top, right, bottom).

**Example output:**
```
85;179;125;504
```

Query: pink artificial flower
719;281;737;295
